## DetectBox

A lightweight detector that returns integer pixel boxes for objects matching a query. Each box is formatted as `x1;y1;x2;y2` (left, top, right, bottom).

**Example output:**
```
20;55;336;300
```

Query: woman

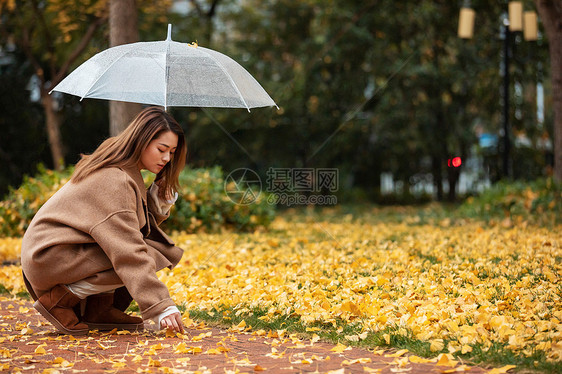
21;107;187;335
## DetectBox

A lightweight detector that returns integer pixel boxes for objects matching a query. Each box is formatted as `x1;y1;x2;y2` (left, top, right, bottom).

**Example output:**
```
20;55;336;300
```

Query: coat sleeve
147;183;174;226
89;210;176;320
87;176;176;321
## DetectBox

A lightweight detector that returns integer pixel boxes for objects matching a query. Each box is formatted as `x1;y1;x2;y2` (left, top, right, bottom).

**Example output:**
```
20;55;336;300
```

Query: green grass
0;284;9;295
285;177;561;229
0;284;28;299
15;290;29;299
284;203;456;226
186;305;561;373
0;285;31;299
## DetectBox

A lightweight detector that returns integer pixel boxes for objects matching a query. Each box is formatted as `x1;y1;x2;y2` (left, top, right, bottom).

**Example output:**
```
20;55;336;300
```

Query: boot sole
33;300;89;335
85;322;145;332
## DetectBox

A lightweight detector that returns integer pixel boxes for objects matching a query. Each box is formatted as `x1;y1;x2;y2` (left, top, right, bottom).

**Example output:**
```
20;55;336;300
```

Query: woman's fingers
161;316;176;331
161;313;185;333
175;313;185;333
169;313;184;333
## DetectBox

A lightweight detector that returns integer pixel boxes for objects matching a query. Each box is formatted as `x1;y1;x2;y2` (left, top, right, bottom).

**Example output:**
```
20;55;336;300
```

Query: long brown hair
72;107;187;197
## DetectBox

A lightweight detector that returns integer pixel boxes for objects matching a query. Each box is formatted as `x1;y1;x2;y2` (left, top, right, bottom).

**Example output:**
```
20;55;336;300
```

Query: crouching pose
21;107;187;335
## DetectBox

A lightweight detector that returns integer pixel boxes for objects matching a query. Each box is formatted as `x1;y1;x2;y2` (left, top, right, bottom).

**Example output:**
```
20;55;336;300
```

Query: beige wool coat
21;165;184;321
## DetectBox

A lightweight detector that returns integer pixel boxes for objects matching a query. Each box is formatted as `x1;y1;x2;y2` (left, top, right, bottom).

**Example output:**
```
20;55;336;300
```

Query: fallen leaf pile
160;217;562;362
1;211;561;367
0;237;21;264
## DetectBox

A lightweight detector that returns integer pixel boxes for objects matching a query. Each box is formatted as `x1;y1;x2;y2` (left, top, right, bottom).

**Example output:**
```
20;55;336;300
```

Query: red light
447;157;462;168
452;157;462;167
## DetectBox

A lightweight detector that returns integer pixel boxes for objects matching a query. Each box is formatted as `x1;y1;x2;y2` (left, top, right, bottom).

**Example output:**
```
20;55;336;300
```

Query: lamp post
501;16;512;178
458;1;538;179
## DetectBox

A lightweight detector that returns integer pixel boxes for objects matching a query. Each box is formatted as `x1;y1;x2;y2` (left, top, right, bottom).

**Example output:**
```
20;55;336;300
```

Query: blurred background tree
0;0;555;200
0;0;107;171
533;0;561;181
108;0;142;135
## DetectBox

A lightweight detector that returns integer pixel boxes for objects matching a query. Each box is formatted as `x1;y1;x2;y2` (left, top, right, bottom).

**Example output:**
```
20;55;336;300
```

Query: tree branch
20;26;45;86
30;0;56;79
189;0;203;16
208;0;221;17
50;15;108;91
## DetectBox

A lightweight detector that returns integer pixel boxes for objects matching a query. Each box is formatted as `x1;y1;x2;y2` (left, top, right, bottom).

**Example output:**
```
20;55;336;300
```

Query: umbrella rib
199;49;251;112
78;48;136;101
164;38;171;110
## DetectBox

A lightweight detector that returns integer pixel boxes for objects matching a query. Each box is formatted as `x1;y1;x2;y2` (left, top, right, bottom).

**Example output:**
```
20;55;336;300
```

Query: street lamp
458;1;538;179
458;6;475;39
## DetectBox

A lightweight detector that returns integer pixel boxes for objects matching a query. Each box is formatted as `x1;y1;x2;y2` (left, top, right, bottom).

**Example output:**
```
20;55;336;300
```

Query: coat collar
122;164;147;202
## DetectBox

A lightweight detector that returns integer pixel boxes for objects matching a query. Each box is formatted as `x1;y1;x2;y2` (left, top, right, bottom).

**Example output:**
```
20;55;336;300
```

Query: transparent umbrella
51;25;277;111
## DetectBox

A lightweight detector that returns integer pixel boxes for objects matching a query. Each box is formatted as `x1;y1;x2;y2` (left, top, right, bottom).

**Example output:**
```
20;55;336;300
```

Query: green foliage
0;165;73;238
176;0;551;201
0;165;274;238
458;178;561;226
165;166;275;233
0;0;554;202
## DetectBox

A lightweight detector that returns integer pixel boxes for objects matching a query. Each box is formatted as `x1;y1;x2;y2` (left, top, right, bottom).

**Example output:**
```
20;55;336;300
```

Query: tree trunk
42;92;65;170
109;0;142;136
432;156;444;200
110;100;142;135
190;0;222;45
534;0;562;181
447;167;460;202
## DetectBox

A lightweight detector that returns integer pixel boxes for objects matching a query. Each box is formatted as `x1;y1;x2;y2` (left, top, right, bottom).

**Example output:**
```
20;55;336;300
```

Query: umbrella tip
167;24;172;41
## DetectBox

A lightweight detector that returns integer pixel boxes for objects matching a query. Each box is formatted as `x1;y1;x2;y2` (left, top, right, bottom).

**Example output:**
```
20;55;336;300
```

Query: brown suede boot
83;293;144;331
113;286;133;312
33;284;89;335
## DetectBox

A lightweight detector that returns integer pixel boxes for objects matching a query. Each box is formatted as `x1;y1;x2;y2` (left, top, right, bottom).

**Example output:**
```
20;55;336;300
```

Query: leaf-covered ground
0;296;494;373
1;207;561;372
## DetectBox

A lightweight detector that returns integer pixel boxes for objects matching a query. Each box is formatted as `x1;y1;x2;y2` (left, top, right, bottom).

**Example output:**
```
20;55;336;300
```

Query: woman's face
138;130;178;174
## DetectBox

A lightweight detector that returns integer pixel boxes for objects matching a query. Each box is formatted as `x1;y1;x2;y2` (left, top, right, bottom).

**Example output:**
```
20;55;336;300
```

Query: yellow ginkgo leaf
330;343;348;353
441;365;472;373
430;339;445;352
435;353;458;367
34;344;47;355
341;301;362;315
342;358;372;365
486;365;517;374
408;355;434;363
386;349;408;357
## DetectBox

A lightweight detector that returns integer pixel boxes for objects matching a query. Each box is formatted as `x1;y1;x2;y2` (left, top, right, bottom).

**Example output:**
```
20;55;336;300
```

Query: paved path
0;296;490;373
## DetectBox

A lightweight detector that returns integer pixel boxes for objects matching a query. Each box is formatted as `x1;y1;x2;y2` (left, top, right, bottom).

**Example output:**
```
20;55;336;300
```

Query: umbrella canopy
51;25;277;111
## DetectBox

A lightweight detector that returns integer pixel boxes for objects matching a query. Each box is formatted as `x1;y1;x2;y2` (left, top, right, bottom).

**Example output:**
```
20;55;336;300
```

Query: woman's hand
154;178;173;201
160;312;184;333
